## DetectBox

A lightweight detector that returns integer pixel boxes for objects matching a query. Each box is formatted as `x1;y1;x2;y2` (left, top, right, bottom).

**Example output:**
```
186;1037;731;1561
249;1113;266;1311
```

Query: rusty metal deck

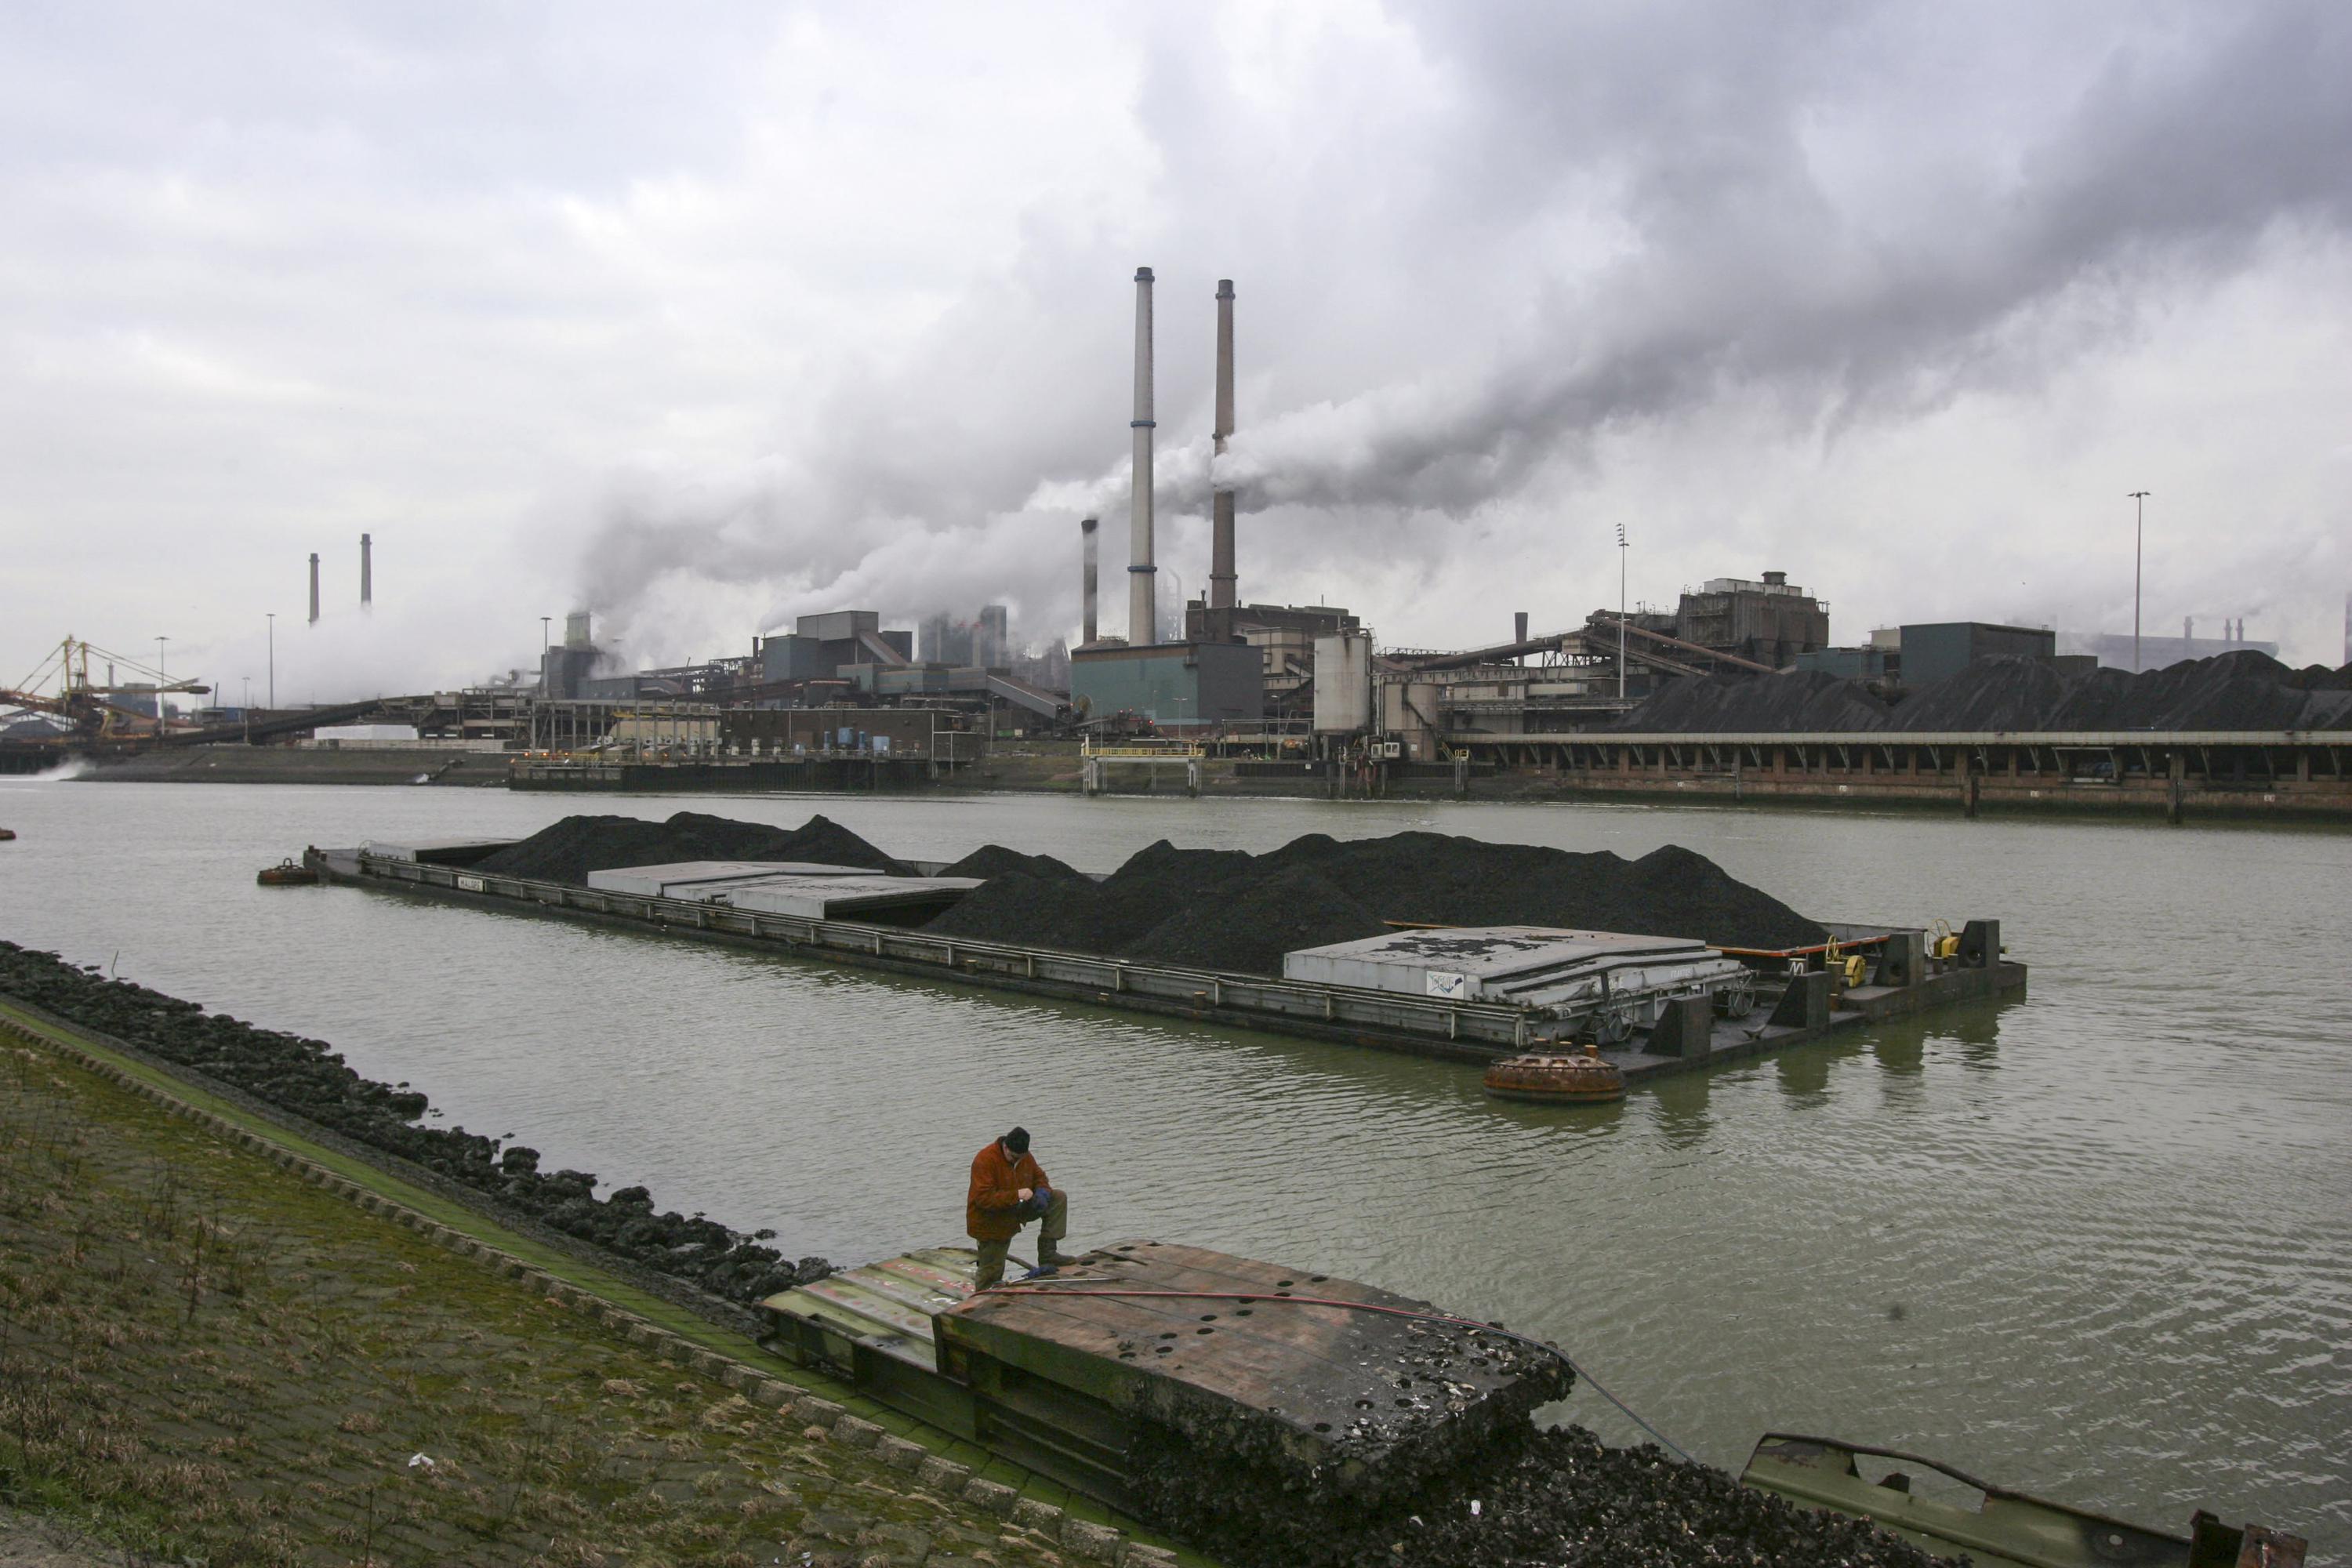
938;1239;1569;1500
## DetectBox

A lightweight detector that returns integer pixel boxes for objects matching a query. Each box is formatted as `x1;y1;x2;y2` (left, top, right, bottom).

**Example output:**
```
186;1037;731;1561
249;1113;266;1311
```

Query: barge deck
310;847;2026;1082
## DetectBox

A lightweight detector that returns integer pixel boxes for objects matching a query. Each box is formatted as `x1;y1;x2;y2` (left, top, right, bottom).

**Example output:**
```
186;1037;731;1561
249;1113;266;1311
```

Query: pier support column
1186;757;1201;797
2167;751;2185;825
1454;755;1468;799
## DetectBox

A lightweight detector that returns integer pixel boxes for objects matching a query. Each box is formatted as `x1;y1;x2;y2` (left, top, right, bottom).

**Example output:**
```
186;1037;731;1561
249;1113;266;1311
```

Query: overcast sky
4;1;2349;702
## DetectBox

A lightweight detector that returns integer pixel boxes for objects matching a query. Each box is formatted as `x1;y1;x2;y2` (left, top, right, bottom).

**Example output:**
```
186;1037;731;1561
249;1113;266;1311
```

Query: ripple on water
0;782;2345;1551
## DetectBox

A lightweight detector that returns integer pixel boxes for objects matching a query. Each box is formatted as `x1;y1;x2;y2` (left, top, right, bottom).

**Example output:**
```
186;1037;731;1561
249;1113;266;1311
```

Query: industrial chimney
361;532;372;609
1128;266;1157;646
1081;517;1099;647
1209;278;1237;643
308;554;320;625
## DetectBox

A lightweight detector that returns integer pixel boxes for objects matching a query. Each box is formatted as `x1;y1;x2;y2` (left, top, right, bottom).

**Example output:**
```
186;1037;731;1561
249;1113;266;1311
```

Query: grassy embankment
0;1007;1186;1566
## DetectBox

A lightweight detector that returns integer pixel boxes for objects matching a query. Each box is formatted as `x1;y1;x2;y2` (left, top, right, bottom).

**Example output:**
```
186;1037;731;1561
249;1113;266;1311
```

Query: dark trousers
973;1187;1067;1290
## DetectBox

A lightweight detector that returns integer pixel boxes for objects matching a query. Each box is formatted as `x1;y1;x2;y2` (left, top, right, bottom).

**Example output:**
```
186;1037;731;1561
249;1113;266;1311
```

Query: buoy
1482;1044;1626;1105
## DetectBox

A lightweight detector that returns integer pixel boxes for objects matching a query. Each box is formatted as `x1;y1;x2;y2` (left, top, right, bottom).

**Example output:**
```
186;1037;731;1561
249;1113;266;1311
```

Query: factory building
1186;600;1359;722
539;611;604;699
1069;641;1263;730
1670;572;1829;668
1893;622;2058;688
760;611;913;684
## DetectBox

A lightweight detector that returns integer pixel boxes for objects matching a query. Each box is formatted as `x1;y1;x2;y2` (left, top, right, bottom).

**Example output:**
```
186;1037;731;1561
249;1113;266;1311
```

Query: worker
967;1126;1073;1290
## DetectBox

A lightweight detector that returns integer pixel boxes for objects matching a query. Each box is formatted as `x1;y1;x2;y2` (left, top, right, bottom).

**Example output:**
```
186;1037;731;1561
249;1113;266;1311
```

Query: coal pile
0;941;829;1304
1617;652;2352;736
1144;1419;1955;1568
926;832;1824;974
935;844;1087;882
474;810;906;886
1614;670;1893;733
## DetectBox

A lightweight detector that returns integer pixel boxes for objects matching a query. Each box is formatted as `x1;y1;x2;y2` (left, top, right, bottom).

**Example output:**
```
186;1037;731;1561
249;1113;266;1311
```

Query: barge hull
314;851;2024;1080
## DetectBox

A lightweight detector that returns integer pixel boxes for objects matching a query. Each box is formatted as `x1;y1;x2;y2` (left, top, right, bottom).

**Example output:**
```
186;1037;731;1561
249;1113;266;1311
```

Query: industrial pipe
1128;267;1156;646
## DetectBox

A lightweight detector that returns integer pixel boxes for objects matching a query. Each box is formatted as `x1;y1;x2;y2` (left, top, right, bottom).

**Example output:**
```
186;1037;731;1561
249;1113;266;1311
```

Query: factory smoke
543;4;2352;670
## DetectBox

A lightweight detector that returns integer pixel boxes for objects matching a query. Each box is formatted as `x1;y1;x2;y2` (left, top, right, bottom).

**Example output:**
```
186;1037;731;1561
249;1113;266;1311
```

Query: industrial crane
2;636;211;743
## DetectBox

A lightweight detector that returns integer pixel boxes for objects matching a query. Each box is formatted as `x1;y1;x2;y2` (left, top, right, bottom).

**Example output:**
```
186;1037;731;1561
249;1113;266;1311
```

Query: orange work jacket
967;1140;1049;1242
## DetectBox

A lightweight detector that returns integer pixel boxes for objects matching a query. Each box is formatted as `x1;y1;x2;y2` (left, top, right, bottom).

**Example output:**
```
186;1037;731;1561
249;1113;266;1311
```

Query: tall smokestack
1081;517;1099;647
1209;278;1237;642
361;532;372;609
1128;266;1157;645
307;553;320;625
1515;611;1530;644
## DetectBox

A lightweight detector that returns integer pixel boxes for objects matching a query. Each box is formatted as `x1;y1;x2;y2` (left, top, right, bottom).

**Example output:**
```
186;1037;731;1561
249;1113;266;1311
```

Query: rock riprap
0;941;829;1303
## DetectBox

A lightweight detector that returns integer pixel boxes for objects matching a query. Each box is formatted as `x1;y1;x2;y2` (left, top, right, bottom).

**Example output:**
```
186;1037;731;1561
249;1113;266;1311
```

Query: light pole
266;614;276;710
1614;524;1628;701
155;637;169;724
2128;491;2150;673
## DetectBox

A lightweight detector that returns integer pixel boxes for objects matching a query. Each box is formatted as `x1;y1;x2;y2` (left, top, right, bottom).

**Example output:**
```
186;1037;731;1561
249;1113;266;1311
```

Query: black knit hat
1003;1126;1030;1154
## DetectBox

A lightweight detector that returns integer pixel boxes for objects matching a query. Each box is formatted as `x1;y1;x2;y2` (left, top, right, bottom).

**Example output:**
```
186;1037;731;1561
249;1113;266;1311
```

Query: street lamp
155;636;169;724
1614;524;1628;701
266;614;276;710
2128;492;2150;673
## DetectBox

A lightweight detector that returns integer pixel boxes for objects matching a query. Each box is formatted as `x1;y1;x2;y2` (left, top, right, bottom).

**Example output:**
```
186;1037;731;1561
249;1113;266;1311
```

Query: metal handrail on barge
350;852;1545;1051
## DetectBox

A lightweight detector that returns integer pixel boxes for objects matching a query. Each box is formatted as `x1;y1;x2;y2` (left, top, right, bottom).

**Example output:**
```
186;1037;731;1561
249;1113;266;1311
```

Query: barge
757;1238;1570;1519
307;843;2025;1082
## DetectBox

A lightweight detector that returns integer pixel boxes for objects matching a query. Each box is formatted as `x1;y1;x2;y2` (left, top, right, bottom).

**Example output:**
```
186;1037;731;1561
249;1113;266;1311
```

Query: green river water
1;778;2345;1555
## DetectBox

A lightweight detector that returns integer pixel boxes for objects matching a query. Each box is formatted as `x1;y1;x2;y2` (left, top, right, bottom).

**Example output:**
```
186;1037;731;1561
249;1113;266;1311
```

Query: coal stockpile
0;941;829;1304
934;844;1088;882
474;810;907;886
926;833;1824;975
1613;669;1893;733
1617;652;2352;735
1137;1420;1952;1568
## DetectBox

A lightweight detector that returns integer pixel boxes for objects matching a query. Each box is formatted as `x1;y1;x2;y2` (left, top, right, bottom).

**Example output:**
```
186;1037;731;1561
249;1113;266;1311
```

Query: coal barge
306;834;2024;1084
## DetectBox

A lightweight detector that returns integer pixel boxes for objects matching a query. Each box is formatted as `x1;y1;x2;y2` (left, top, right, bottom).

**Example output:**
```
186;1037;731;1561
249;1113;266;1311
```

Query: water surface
2;779;2344;1555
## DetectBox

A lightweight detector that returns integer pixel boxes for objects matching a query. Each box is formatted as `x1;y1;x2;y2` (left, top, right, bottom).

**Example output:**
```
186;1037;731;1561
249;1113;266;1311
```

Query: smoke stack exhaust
307;553;320;625
1128;266;1157;645
1210;278;1237;642
1081;517;1099;647
361;532;372;608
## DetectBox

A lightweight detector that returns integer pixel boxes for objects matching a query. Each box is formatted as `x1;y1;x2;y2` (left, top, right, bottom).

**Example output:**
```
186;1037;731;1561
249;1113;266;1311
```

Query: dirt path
0;1040;1129;1566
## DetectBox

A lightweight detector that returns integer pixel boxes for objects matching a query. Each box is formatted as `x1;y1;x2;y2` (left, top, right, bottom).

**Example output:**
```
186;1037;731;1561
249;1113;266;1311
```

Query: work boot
1037;1239;1077;1268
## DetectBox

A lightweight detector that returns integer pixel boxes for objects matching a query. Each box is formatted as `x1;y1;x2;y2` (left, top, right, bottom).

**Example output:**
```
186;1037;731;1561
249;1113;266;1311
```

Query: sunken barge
307;838;2024;1083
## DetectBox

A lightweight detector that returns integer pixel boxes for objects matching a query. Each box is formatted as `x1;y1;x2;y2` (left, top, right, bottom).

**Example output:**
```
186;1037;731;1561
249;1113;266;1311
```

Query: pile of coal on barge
313;811;2028;1084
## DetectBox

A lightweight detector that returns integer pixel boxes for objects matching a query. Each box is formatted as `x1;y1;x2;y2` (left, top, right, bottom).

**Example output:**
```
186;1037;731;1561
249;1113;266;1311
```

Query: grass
0;1037;1082;1566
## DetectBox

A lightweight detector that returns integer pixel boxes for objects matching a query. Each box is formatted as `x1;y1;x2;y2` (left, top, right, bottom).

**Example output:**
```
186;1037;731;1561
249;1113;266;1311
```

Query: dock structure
1454;730;2352;821
1080;739;1204;797
759;1240;1570;1521
313;847;2025;1082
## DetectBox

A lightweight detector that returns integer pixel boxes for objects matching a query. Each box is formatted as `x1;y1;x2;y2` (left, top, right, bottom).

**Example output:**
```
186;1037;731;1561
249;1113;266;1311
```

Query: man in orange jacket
967;1126;1073;1290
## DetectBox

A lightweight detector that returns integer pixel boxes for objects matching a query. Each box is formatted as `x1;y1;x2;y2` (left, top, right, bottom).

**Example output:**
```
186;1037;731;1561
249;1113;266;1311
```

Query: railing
356;855;1537;1051
1080;739;1203;758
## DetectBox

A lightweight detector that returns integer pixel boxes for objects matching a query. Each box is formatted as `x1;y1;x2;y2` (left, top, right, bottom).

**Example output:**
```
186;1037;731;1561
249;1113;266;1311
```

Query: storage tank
1312;631;1373;733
